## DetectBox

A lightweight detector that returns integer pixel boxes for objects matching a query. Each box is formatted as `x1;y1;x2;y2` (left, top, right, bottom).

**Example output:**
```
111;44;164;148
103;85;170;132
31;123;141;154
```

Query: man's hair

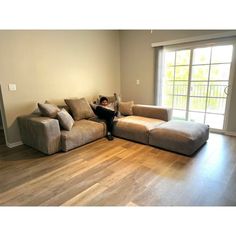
100;96;108;104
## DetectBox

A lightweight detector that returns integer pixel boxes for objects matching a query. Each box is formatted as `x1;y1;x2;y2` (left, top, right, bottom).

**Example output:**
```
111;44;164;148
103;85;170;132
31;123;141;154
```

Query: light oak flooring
0;133;236;206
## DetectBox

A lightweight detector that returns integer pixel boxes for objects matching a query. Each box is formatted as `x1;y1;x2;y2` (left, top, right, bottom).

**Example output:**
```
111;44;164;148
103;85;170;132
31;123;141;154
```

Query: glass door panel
190;81;208;97
205;114;224;129
206;98;226;114
189;97;206;112
208;81;228;98
161;44;233;131
173;96;187;110
188;112;205;123
192;47;211;65
210;64;231;81
191;65;209;81
173;110;186;120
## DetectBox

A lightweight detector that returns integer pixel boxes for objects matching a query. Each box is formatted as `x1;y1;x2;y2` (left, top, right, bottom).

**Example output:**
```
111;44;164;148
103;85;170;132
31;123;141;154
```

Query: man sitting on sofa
95;96;116;141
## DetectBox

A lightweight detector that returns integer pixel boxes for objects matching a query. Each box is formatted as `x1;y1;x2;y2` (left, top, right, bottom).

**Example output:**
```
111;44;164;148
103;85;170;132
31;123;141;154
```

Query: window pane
165;51;175;66
207;98;226;114
174;81;188;95
164;67;174;80
191;65;209;81
188;112;205;123
190;81;208;97
210;64;231;81
208;81;228;98
162;95;173;107
205;114;224;129
189;97;206;112
163;81;173;95
176;50;190;65
211;45;233;63
173;110;186;120
193;47;211;65
173;96;187;109
175;66;189;80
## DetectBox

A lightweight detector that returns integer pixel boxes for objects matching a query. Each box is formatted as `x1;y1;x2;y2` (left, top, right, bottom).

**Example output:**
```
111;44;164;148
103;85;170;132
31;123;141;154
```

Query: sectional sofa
18;100;209;156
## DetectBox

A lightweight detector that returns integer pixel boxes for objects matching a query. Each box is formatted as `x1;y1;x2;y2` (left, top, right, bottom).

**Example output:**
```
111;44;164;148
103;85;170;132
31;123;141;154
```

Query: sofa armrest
18;115;61;155
132;104;172;121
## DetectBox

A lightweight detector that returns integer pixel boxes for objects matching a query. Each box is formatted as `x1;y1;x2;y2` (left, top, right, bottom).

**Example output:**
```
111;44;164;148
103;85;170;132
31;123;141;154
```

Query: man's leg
95;106;115;140
95;106;115;118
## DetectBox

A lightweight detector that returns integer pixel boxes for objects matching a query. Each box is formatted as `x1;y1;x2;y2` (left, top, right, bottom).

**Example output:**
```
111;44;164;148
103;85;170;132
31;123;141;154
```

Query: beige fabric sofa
18;104;171;155
113;105;172;144
113;105;209;155
149;120;209;156
18;103;209;156
18;113;106;155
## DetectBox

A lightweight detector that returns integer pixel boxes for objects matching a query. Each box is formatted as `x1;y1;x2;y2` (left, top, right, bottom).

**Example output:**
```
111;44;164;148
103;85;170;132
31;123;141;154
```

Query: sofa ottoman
149;120;209;156
113;116;165;144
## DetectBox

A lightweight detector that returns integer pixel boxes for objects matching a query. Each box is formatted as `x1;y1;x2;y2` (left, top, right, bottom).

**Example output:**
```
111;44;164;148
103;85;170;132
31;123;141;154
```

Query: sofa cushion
45;100;71;114
38;103;60;118
119;101;134;116
149;120;209;156
57;108;74;131
61;119;106;151
65;97;95;121
113;115;165;144
132;105;172;121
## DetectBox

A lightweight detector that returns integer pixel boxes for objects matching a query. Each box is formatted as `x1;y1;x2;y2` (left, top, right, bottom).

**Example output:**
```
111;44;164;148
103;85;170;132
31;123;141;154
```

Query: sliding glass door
161;43;234;130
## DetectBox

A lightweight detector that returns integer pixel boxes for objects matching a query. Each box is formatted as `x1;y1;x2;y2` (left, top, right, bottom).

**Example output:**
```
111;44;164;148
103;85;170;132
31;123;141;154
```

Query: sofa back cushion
57;108;74;131
132;105;172;121
65;97;95;121
45;100;71;114
38;103;60;118
119;101;134;116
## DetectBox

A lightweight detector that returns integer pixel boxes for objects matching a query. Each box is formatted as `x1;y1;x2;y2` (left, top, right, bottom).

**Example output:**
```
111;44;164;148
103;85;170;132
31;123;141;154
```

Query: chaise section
18;115;61;155
149;120;209;156
61;119;106;151
132;105;172;121
113;116;165;144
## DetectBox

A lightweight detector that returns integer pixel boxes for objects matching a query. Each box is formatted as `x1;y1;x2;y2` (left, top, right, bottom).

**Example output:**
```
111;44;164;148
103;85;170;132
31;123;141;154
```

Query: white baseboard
6;141;23;148
225;131;236;137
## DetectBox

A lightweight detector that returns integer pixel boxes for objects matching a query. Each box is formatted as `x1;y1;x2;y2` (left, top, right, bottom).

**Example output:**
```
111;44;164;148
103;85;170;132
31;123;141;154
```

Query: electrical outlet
136;80;140;85
8;84;16;91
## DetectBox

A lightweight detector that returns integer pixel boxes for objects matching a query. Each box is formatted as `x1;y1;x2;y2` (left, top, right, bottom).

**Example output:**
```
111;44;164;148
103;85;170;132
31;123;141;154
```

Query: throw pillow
45;100;71;114
57;108;74;131
119;101;134;116
38;103;60;118
65;97;95;121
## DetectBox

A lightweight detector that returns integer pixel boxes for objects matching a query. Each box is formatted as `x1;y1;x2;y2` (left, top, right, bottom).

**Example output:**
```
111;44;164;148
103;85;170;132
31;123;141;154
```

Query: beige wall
120;30;236;132
0;30;120;144
1;30;236;145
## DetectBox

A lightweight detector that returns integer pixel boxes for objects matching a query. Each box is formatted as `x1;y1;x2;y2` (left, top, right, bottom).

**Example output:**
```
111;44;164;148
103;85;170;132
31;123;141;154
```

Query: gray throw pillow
38;103;60;118
65;97;95;121
57;108;74;131
119;101;134;116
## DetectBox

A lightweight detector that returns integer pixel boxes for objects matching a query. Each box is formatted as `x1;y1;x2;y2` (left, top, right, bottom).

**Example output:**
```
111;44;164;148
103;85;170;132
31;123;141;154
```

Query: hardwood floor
0;133;236;206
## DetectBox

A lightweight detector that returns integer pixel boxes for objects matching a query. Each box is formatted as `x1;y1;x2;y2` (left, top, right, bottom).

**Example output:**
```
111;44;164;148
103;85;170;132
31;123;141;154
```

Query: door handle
224;85;231;95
